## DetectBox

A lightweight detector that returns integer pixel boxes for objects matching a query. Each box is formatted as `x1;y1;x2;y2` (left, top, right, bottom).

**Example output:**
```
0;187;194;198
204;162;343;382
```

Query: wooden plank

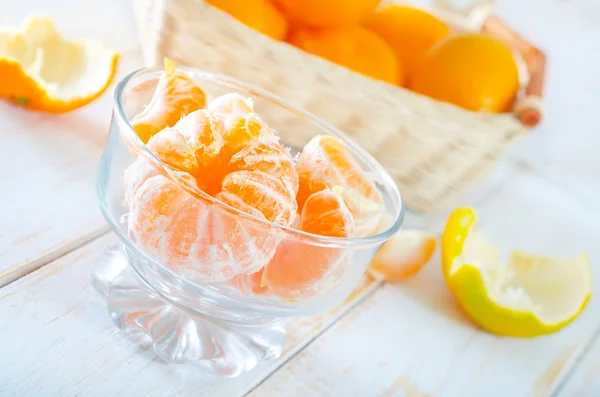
555;332;600;397
0;233;382;396
0;0;143;286
249;168;600;397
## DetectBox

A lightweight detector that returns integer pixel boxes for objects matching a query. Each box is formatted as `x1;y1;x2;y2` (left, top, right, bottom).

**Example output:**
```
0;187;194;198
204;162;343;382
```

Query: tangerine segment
218;135;299;226
218;170;297;227
296;135;384;237
227;135;299;196
146;109;224;193
124;157;161;205
126;160;275;281
264;189;354;300
229;268;268;295
208;92;254;118
130;59;206;144
146;101;271;195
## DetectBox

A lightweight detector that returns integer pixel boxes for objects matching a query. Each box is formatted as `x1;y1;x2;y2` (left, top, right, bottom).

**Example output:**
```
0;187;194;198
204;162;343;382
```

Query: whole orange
275;0;380;28
407;34;520;113
363;5;450;76
288;25;402;85
207;0;288;40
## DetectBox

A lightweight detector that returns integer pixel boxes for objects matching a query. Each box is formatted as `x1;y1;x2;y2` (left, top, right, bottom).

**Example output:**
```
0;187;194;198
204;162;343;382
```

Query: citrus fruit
130;59;206;144
125;158;277;282
217;134;299;226
275;0;380;28
287;25;401;85
208;92;254;119
442;207;592;337
229;268;268;295
264;188;354;300
368;228;437;282
129;101;299;281
146;95;271;195
0;16;118;112
407;34;520;113
146;109;223;193
207;0;288;40
363;5;449;76
296;135;384;237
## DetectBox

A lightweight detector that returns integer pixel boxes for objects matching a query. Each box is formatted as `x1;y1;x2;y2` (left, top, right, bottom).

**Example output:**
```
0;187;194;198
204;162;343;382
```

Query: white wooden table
1;0;599;396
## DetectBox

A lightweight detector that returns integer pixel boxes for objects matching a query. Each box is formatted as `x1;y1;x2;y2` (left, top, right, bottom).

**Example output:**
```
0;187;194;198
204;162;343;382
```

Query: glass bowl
92;66;404;376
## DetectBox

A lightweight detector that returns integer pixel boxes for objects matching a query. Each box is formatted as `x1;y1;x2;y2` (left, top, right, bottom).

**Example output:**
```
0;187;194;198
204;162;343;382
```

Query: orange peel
0;16;118;112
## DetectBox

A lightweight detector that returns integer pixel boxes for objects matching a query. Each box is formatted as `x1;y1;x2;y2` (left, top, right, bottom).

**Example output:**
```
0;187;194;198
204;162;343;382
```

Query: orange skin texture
0;54;118;112
363;5;449;78
207;0;289;40
296;135;384;237
264;189;354;300
275;0;380;28
287;25;401;85
131;62;207;144
407;33;520;113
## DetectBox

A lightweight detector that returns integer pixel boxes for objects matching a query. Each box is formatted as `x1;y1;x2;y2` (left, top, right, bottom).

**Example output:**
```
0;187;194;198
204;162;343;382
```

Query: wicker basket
131;0;544;213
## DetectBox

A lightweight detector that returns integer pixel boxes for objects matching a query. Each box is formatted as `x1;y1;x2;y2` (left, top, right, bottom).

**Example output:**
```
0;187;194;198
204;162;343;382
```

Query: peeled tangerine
125;107;298;282
296;135;384;237
442;207;592;337
0;16;118;112
263;188;355;300
130;59;206;144
146;93;270;195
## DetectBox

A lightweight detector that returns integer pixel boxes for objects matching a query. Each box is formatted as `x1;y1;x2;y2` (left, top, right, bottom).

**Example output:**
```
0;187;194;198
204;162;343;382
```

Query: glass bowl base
91;245;285;377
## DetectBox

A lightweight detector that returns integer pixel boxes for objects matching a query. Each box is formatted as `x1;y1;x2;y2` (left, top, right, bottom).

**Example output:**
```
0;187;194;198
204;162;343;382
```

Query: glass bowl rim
113;66;404;248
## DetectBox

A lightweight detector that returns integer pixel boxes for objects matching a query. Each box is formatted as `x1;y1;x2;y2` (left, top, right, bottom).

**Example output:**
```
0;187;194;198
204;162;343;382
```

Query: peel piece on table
0;16;118;112
442;207;592;337
368;229;436;282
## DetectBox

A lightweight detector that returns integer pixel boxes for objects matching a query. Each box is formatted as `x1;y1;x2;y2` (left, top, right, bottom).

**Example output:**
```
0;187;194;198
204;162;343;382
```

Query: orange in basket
131;59;206;144
264;188;355;300
207;0;288;40
275;0;379;28
407;34;520;113
363;5;450;77
296;135;384;237
287;25;401;85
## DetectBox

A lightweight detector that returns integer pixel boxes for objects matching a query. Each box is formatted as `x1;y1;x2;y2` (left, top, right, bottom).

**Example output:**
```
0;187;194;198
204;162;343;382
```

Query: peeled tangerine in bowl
125;114;298;281
94;63;402;375
442;207;592;337
296;135;386;237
